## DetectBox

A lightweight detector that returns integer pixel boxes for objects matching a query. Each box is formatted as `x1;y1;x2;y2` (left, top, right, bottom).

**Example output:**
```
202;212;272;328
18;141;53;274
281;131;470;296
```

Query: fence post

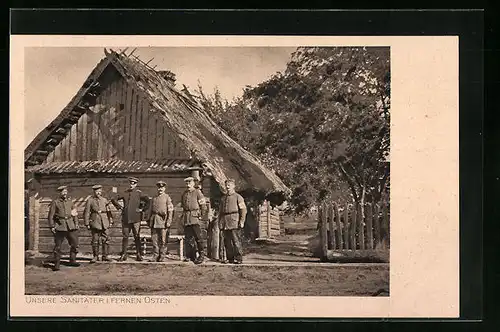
279;209;285;236
366;203;374;250
381;202;389;248
358;203;365;250
208;217;220;260
266;201;271;238
350;204;357;250
319;203;328;260
328;204;335;249
334;203;343;250
343;205;349;249
374;203;382;248
257;204;262;238
28;194;40;252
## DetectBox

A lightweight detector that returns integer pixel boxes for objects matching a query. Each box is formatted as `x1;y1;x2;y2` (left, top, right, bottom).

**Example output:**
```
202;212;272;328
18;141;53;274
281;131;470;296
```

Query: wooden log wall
45;70;189;163
29;173;214;255
318;201;390;257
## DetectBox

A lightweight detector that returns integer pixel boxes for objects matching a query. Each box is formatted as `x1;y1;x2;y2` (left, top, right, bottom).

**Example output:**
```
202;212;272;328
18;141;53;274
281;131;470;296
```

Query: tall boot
90;245;99;264
186;238;196;262
157;245;164;262
135;238;143;261
53;252;61;271
194;246;205;265
102;244;112;262
194;252;205;264
118;238;128;261
68;251;81;267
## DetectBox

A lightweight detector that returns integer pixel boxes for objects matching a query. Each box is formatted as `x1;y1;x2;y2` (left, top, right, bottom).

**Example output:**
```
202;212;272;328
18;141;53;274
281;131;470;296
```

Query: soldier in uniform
84;185;114;263
47;185;80;271
147;180;174;262
218;179;247;264
111;177;150;261
180;177;207;264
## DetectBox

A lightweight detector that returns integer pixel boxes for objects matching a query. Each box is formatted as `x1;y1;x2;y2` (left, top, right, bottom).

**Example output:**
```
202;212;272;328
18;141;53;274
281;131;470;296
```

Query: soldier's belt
222;211;239;215
183;209;200;212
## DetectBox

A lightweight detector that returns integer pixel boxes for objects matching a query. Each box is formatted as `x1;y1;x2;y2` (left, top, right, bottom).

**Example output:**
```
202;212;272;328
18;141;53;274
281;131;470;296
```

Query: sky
24;46;296;147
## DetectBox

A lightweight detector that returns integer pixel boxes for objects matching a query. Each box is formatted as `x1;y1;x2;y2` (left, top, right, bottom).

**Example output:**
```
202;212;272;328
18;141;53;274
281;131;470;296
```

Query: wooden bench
136;221;186;261
169;235;185;261
139;233;185;261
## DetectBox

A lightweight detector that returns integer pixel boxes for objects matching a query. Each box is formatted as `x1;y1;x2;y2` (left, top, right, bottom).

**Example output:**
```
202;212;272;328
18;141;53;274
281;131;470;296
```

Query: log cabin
24;48;290;259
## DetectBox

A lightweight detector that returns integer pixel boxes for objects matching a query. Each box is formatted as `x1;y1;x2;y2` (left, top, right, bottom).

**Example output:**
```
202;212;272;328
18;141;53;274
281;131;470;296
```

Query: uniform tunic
180;189;205;226
48;196;79;256
148;193;174;229
111;188;150;257
48;197;78;232
84;196;113;230
219;192;247;230
111;188;150;224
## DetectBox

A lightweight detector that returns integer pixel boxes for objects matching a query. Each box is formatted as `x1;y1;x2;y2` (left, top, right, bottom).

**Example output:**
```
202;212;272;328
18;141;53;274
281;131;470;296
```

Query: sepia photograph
23;45;390;297
10;33;461;318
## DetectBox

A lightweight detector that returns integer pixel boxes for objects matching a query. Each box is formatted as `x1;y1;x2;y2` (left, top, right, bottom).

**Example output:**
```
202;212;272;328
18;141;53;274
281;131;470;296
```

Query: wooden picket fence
318;201;390;256
257;200;282;238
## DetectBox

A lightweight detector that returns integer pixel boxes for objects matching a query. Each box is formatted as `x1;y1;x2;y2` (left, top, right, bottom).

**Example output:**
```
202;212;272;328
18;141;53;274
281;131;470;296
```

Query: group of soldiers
47;176;247;271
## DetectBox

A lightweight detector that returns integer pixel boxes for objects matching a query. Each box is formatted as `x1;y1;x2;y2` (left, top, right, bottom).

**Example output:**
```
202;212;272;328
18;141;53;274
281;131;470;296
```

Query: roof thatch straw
25;49;291;200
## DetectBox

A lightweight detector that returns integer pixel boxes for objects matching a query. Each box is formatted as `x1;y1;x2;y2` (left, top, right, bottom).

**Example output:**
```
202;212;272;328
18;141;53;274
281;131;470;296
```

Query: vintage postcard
10;35;458;318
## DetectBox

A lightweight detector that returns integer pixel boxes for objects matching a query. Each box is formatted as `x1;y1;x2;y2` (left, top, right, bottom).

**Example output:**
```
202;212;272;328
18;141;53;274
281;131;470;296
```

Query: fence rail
318;201;389;258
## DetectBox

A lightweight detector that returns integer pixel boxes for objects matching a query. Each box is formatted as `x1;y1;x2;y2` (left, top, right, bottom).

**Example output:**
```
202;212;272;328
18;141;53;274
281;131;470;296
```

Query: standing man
47;185;80;271
147;181;174;262
218;179;247;264
111;177;150;262
180;177;207;264
84;184;114;263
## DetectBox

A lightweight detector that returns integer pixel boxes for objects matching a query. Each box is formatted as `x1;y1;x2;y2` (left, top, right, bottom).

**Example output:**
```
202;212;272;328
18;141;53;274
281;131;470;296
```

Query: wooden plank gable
44;68;190;163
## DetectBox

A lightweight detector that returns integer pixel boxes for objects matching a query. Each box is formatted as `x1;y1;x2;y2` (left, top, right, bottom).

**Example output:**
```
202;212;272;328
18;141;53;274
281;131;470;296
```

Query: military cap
184;177;195;182
92;184;102;190
57;185;68;191
156;180;167;187
128;176;139;183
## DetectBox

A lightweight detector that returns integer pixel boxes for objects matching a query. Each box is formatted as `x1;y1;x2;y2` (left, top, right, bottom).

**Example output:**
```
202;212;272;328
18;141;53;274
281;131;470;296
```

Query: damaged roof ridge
25;49;291;196
115;49;289;194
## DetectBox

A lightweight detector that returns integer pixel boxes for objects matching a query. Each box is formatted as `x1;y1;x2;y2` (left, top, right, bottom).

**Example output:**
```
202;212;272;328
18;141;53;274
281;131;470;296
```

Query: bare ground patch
25;263;389;296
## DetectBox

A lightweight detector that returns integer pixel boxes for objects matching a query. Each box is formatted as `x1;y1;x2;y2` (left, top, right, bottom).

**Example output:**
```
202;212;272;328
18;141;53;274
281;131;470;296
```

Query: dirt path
25;262;389;296
25;233;389;296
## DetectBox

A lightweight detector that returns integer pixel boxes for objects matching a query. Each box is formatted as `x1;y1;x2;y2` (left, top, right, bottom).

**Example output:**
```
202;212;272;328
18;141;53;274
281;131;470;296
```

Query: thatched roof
25;48;291;198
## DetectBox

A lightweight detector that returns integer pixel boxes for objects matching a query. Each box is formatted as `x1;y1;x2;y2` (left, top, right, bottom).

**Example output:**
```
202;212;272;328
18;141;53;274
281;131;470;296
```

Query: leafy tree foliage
196;47;390;214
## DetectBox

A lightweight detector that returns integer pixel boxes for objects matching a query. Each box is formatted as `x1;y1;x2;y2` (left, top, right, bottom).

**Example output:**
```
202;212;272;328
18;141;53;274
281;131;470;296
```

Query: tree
197;47;390;215
195;84;261;153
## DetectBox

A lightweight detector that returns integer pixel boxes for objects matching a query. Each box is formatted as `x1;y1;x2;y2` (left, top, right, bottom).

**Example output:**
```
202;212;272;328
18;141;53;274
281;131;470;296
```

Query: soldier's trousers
121;221;141;255
223;229;243;262
53;230;79;256
184;224;205;259
151;227;170;257
91;228;109;247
